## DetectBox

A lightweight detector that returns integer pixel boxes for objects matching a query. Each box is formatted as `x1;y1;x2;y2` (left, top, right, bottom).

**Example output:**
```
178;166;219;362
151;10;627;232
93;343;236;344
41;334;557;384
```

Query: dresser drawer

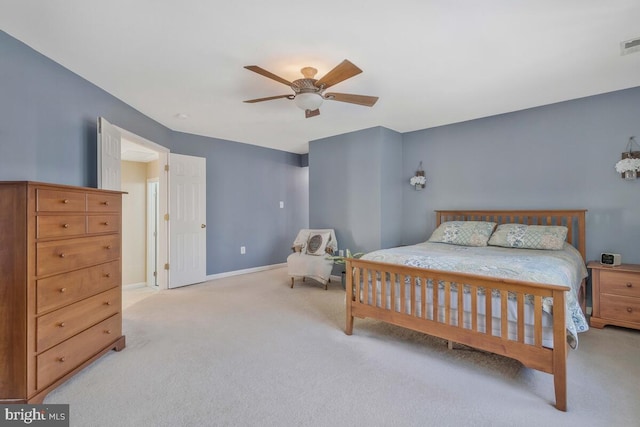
37;235;121;276
87;215;120;234
599;270;640;298
36;189;86;212
36;260;120;314
87;193;121;213
600;294;640;324
36;314;122;390
37;215;86;239
37;287;121;352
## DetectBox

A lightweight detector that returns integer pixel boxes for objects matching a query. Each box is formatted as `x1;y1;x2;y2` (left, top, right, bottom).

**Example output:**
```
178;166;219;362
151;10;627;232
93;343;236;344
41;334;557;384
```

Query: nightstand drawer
599;270;640;298
600;294;640;324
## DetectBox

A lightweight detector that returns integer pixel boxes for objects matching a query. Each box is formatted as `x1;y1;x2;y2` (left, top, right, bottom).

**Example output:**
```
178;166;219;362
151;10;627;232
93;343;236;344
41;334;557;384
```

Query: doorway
116;127;169;290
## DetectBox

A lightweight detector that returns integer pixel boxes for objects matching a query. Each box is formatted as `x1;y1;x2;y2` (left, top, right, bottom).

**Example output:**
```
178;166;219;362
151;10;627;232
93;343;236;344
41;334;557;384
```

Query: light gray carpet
45;267;640;426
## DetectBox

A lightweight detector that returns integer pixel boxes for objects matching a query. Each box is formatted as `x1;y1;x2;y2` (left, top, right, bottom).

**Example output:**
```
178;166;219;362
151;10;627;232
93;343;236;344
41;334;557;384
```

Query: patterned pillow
488;224;568;250
305;232;330;255
428;221;497;247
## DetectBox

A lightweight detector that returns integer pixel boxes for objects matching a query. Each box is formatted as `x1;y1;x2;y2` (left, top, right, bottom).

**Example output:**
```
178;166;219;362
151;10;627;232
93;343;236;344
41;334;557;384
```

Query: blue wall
402;87;640;264
309;87;640;265
309;126;402;254
0;30;308;275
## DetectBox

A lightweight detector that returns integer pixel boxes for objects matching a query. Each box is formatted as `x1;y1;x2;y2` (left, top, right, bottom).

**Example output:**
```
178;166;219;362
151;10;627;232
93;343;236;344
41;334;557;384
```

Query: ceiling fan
243;59;378;118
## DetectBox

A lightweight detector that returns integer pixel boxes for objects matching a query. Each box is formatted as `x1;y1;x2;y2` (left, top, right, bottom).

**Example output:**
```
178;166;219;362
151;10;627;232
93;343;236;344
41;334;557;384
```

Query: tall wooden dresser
0;181;126;403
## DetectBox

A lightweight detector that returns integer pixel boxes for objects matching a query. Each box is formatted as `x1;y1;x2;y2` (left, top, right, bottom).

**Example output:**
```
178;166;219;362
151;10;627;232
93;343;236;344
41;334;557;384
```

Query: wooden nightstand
588;261;640;330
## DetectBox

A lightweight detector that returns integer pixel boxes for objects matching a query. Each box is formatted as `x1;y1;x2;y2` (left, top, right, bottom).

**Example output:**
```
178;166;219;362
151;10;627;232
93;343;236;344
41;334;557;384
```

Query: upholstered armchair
287;229;338;290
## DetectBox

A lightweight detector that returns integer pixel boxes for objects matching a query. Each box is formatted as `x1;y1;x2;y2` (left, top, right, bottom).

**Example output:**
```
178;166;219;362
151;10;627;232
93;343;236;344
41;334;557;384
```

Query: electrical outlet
339;250;344;257
240;246;246;254
279;201;284;208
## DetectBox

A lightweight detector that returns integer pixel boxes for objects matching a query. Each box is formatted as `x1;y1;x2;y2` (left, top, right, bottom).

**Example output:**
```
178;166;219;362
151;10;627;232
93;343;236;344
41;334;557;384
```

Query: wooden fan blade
305;109;320;118
325;93;379;107
244;66;292;86
315;60;362;89
243;94;292;103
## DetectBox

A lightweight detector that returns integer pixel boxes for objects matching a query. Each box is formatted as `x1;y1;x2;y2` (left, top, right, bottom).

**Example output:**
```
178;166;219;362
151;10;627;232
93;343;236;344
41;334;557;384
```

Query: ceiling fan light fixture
294;92;323;111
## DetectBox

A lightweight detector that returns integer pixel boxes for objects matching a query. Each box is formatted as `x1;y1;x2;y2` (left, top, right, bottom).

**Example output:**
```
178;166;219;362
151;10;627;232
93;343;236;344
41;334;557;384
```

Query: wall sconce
614;136;640;180
410;161;426;190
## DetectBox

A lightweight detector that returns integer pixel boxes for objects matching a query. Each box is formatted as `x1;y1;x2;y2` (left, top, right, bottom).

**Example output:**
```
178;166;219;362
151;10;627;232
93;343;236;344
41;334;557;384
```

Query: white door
97;117;121;191
168;153;207;288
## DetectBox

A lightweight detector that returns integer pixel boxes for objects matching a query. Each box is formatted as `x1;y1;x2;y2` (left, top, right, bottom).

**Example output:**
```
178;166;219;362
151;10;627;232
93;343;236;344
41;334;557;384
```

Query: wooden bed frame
345;209;587;411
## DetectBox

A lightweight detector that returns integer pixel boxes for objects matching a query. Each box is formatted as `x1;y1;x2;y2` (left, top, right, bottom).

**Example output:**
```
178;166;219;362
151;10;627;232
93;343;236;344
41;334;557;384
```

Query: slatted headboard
435;210;587;261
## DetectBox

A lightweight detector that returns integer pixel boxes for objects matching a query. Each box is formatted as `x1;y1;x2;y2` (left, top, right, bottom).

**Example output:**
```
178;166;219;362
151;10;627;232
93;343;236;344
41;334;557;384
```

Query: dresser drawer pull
105;273;111;278
59;253;66;258
58;356;66;362
626;282;633;288
627;307;633;313
105;330;112;334
59;287;66;293
63;223;70;228
103;221;109;226
104;301;112;306
105;245;112;250
102;201;110;206
62;199;69;204
58;322;66;328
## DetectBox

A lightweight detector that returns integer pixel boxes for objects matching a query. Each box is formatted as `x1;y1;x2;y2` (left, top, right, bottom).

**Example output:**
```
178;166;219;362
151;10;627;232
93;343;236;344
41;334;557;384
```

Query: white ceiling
2;1;640;154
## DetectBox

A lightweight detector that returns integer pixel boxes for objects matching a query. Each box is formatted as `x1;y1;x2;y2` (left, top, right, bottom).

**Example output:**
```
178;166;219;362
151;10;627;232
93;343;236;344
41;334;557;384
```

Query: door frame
146;178;160;288
115;126;170;290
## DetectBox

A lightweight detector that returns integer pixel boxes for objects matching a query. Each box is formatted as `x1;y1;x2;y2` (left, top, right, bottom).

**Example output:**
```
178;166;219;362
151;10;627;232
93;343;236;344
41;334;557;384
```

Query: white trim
115;125;170;153
123;282;147;290
205;263;286;281
330;274;342;283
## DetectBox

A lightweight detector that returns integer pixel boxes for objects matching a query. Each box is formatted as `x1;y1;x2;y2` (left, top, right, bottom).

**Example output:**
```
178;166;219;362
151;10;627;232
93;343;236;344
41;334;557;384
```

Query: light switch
279;201;284;209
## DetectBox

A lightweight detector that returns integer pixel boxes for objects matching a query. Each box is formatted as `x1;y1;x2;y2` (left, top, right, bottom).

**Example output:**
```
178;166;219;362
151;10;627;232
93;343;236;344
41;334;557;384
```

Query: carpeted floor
45;267;640;426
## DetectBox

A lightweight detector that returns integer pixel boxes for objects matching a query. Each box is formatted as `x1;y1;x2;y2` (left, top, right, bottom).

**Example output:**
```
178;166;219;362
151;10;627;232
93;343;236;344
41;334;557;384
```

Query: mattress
360;241;589;348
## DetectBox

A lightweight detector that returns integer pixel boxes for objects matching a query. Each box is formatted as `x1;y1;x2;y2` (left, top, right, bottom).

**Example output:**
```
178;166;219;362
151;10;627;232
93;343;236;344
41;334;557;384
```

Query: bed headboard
435;209;587;261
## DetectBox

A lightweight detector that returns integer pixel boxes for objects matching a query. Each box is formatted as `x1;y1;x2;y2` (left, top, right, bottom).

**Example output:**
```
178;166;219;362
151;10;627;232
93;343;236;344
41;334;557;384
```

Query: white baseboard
123;282;147;290
205;263;286;281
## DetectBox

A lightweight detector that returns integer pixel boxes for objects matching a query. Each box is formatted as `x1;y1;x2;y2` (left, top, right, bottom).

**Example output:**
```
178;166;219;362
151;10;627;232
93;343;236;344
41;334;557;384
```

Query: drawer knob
62;199;69;204
59;253;66;258
58;356;66;362
58;322;65;328
102;201;110;206
105;301;112;306
103;221;109;226
63;223;70;228
105;329;112;334
59;287;66;293
627;307;633;313
106;245;112;250
626;282;633;288
105;272;111;278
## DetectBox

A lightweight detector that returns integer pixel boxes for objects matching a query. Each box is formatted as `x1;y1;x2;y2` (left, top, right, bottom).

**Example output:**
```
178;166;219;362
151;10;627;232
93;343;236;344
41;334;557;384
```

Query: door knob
201;224;206;228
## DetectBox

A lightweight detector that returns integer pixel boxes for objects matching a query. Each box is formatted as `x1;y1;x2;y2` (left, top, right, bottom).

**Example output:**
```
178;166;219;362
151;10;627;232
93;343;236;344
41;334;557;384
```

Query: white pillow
305;232;330;255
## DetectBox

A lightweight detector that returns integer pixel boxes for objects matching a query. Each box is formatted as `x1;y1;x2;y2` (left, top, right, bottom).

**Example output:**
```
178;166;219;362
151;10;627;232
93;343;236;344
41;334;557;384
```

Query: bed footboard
345;258;570;411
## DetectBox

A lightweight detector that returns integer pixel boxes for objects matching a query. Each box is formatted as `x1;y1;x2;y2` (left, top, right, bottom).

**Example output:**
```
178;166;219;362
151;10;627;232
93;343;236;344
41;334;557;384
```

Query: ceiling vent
620;36;640;56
